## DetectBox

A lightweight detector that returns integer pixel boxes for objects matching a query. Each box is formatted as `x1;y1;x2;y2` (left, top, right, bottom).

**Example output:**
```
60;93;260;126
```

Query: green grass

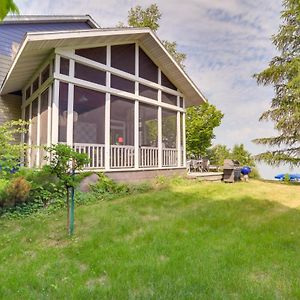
0;180;300;299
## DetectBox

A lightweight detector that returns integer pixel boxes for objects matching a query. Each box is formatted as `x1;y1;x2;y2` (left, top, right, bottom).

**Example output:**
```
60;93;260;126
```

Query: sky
14;0;300;179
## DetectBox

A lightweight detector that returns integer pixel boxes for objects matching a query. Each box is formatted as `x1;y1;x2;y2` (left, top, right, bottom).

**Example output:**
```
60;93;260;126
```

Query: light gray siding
0;22;91;87
0;94;22;124
0;21;91;126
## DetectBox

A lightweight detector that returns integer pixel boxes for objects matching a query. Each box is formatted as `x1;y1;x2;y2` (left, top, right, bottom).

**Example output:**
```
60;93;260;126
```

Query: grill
223;159;241;183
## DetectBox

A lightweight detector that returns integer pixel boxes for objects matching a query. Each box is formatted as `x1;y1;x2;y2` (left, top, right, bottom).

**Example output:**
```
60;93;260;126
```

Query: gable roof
0;27;206;106
2;15;100;29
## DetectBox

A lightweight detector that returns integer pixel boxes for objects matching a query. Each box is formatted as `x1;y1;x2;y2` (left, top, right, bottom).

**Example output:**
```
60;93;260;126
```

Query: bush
5;176;31;207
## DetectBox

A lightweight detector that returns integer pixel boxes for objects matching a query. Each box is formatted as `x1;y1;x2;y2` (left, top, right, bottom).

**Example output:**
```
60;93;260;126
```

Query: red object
118;136;124;144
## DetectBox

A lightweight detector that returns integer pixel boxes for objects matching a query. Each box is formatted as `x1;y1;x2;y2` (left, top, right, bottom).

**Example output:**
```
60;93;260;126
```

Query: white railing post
177;95;181;167
182;109;186;167
105;45;111;171
134;43;140;169
134;100;139;169
67;59;74;147
51;54;60;145
158;69;162;168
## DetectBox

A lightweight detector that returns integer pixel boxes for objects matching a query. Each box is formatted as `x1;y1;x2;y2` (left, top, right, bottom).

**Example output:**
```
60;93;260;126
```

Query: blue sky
15;0;300;178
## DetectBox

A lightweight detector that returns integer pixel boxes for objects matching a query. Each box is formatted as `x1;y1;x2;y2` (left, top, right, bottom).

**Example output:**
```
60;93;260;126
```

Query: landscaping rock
79;173;99;192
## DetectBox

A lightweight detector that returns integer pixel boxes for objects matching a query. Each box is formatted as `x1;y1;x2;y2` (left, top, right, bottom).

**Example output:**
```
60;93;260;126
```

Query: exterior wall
105;168;187;183
19;41;187;175
0;94;22;124
0;22;91;87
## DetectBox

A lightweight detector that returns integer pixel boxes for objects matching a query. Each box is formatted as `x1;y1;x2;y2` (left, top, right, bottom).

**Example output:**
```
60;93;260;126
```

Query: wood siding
0;22;91;87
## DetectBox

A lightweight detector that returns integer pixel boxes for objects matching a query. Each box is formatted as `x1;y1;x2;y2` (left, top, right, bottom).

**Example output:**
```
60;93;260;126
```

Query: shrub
5;176;31;207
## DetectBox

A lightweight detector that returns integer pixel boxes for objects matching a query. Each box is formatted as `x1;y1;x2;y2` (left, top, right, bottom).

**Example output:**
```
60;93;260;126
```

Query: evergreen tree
253;0;300;166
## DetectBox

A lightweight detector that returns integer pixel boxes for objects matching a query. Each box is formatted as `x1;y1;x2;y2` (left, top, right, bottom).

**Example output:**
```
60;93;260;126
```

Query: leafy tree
0;0;19;21
231;144;256;167
253;0;300;167
207;144;231;166
125;3;186;68
186;103;223;158
45;144;90;235
127;4;161;32
162;40;186;68
0;120;28;176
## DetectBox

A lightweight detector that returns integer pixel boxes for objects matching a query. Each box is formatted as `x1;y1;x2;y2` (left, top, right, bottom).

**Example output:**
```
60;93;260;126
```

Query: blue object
275;174;300;181
241;166;251;175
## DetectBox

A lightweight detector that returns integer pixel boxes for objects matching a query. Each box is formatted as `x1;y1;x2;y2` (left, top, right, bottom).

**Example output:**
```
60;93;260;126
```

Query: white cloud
14;0;299;178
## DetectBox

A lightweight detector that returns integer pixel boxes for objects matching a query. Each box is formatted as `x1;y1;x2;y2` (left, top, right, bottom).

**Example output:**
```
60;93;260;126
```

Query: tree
127;4;161;32
0;0;19;21
231;144;255;167
207;144;231;166
253;0;300;167
186;103;223;158
162;40;186;68
45;144;90;235
0;120;28;176
126;3;186;68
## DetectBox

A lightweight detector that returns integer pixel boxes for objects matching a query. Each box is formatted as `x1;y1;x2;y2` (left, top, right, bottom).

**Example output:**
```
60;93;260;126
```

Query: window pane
32;78;39;94
139;84;157;100
73;86;105;144
110;96;134;146
58;82;68;143
180;97;184;108
139;103;158;147
111;44;135;74
60;57;69;75
75;62;106;86
161;72;177;90
162;108;177;148
139;48;158;83
75;46;106;64
25;87;31;99
40;89;48;146
162;91;177;106
111;74;135;93
41;65;50;85
30;99;38;166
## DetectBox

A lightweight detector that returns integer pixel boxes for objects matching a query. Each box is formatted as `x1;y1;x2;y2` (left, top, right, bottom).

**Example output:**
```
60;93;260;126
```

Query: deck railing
66;143;180;169
140;146;159;168
162;148;178;167
73;143;105;169
110;145;135;168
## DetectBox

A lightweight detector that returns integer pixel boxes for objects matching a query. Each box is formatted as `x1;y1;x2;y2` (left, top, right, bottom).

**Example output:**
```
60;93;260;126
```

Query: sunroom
1;28;206;176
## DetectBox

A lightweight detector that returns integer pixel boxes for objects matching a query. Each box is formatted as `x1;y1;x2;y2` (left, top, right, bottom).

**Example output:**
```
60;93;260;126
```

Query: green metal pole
69;171;75;236
69;186;75;235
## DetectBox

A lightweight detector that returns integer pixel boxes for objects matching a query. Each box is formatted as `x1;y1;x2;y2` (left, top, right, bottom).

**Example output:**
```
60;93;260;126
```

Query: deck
187;172;224;181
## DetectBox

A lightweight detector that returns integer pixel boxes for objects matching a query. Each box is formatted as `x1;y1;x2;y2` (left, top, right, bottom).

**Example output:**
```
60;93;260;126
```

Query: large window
139;84;157;100
111;44;135;74
162;92;177;106
111;74;135;93
139;103;158;147
161;72;177;90
58;82;68;143
39;90;49;165
139;48;158;83
73;86;105;144
110;96;134;146
40;89;48;146
75;63;106;86
162;108;177;148
75;46;106;64
30;99;38;166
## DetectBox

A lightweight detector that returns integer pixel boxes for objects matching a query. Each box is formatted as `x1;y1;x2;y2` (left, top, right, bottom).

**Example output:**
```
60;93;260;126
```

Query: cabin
0;15;206;181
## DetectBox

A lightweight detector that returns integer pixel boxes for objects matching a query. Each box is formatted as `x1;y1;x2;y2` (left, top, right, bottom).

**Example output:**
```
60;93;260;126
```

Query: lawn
0;179;300;299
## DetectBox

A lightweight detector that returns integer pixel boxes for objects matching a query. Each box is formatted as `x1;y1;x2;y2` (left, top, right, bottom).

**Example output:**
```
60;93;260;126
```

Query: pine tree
253;0;300;166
